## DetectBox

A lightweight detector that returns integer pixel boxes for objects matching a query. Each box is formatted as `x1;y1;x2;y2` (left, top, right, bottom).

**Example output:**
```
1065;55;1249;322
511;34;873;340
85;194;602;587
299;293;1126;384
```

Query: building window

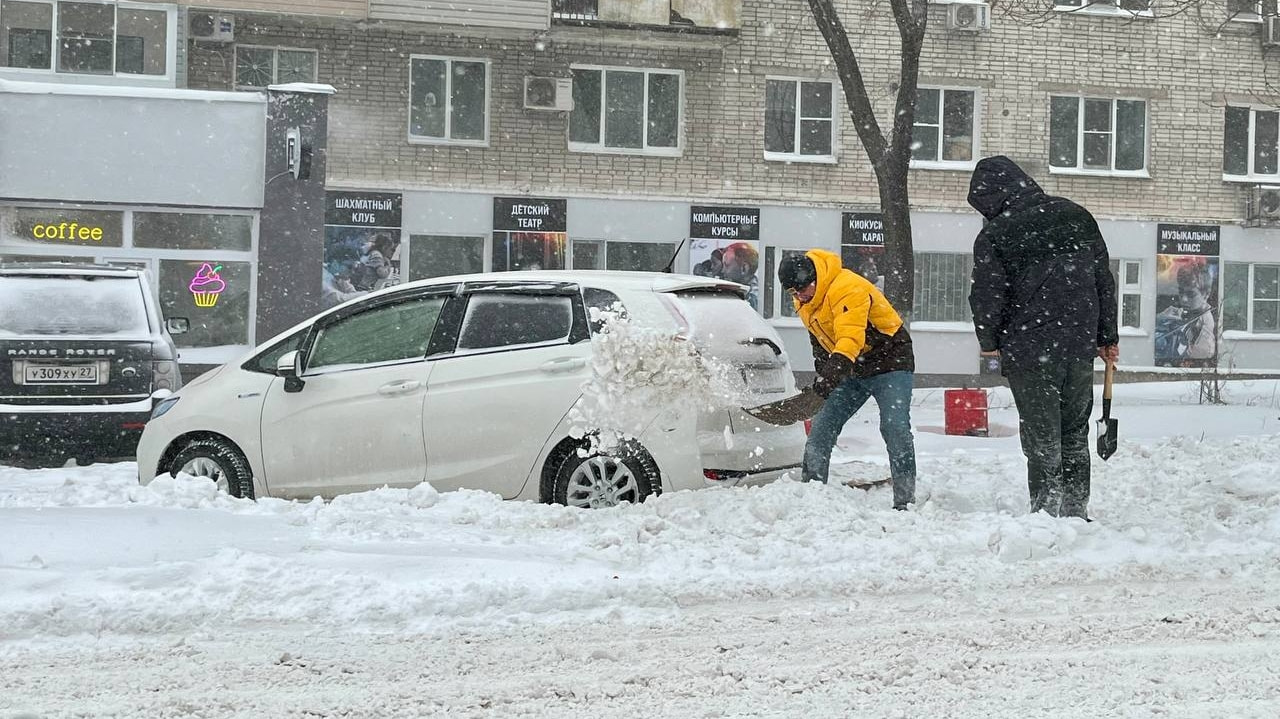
571;239;677;272
1222;105;1280;180
1226;0;1272;19
406;235;484;280
1049;96;1147;174
409;55;489;145
1053;0;1153;15
912;87;976;167
133;212;253;251
1;205;256;357
1110;259;1142;329
1;0;170;77
1224;262;1280;333
764;78;835;162
569;66;682;155
913;252;974;322
235;45;317;89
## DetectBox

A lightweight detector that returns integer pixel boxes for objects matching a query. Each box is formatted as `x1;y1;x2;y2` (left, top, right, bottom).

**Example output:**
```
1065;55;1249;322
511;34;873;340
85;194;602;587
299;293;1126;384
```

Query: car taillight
152;360;180;390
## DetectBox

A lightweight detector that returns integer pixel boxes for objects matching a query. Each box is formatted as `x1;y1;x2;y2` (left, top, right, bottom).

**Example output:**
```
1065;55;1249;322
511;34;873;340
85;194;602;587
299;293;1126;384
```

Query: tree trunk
876;163;915;314
805;0;927;316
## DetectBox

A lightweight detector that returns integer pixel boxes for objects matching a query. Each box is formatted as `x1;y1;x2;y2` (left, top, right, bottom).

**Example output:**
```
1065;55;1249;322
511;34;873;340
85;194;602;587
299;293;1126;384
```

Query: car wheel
551;443;657;509
169;437;256;500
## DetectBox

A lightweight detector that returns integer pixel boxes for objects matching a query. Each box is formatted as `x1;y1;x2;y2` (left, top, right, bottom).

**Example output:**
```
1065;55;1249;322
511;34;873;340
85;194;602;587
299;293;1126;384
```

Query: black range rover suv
0;263;183;465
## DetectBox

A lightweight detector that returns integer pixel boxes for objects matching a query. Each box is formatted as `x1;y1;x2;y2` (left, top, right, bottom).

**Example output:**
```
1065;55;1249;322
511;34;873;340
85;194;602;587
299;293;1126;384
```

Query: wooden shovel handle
1102;360;1115;402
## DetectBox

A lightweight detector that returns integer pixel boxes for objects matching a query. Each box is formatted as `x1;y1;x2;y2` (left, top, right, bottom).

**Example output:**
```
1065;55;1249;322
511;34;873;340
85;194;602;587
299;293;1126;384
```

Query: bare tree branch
806;0;890;163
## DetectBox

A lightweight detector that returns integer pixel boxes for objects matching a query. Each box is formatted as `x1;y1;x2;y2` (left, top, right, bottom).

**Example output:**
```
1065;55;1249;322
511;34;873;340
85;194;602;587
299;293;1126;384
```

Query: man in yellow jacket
778;250;917;510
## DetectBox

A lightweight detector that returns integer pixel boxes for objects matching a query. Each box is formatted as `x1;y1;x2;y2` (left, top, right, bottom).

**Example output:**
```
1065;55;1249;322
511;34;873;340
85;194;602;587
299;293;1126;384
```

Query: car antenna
661;238;688;273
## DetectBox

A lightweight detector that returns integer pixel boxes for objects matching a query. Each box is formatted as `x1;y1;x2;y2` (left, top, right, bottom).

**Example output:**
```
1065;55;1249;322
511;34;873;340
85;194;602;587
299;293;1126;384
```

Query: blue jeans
803;370;917;508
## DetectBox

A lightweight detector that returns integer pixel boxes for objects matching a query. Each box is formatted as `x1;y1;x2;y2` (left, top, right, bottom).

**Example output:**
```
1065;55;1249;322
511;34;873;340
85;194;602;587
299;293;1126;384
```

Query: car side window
582;287;626;333
308;296;446;372
457;294;572;351
243;328;308;375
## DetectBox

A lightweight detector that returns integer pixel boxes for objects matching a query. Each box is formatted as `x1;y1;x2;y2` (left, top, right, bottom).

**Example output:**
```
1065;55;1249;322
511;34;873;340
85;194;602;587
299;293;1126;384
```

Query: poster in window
1154;224;1220;368
688;206;761;310
841;212;886;292
322;191;403;310
492;197;567;272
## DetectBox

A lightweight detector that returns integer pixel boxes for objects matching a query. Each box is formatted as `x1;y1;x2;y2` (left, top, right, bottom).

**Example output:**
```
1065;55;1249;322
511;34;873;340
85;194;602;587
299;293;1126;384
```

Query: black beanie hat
778;253;817;291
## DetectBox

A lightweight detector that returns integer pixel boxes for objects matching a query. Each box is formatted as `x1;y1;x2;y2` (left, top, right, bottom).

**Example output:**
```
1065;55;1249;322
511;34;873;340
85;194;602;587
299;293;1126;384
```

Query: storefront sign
11;208;124;247
1155;223;1220;368
493;197;567;233
324;191;402;228
491;197;567;272
841;212;885;246
841;212;886;290
322;191;405;310
689;205;761;310
1157;223;1219;256
689;205;760;241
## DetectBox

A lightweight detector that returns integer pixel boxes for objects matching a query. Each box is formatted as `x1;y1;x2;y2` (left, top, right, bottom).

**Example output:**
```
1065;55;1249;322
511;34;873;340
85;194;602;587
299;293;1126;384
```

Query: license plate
22;362;100;385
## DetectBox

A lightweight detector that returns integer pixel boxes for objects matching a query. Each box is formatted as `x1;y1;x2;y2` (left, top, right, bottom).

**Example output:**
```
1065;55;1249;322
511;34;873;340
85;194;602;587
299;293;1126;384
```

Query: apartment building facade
3;0;1279;376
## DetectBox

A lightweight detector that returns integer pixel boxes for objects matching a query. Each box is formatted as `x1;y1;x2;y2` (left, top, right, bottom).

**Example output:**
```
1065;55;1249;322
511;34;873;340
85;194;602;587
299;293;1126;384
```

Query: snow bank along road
2;381;1279;717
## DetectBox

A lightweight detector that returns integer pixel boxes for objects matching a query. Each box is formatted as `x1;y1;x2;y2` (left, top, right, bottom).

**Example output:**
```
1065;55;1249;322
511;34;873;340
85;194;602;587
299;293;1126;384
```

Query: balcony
552;0;740;33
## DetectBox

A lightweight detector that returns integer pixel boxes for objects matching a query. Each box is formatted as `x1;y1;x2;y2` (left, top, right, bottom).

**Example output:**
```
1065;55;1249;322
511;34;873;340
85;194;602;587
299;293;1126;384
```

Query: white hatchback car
137;271;805;507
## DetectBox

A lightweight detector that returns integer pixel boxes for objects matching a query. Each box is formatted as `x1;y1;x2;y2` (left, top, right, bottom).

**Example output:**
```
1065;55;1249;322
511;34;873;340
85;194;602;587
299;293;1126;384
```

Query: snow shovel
743;387;825;426
1096;361;1118;461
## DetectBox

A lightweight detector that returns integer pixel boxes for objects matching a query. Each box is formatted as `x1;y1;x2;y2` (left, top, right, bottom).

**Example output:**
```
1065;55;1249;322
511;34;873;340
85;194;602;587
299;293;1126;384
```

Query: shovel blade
1096;417;1118;460
743;388;825;426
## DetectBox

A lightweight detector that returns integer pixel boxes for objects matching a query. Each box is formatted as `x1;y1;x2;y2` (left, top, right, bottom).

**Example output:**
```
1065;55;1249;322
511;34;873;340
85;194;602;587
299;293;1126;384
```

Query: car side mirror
166;317;190;336
276;350;305;393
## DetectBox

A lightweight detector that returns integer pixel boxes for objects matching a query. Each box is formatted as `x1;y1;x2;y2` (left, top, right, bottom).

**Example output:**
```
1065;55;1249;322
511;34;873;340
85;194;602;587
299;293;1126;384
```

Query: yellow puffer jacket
794;249;914;378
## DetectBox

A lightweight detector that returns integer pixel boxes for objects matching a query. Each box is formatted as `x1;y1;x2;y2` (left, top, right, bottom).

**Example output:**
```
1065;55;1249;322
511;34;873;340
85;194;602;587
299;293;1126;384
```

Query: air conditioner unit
1246;185;1280;225
946;2;991;31
189;12;235;43
524;76;573;111
1265;16;1280;47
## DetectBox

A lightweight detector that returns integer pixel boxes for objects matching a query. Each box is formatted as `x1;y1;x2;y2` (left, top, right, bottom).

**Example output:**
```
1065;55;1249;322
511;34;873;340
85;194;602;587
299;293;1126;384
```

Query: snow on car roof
395;270;748;296
0;262;141;278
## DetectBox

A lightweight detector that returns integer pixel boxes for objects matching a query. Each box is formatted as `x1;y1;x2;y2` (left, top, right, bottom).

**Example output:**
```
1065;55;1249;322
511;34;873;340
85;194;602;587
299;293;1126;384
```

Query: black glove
812;374;838;399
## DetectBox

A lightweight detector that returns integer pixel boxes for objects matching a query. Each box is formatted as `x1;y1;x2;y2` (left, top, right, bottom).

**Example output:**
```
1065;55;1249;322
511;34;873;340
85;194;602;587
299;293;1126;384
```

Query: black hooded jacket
966;156;1118;371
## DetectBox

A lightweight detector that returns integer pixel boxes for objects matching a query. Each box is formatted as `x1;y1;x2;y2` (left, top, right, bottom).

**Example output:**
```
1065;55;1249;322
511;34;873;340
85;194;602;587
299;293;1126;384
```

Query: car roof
0;261;142;278
396;269;748;297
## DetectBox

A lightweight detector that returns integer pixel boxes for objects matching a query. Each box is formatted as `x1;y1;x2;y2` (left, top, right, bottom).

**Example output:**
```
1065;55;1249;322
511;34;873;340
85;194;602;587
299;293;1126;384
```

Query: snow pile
570;308;743;449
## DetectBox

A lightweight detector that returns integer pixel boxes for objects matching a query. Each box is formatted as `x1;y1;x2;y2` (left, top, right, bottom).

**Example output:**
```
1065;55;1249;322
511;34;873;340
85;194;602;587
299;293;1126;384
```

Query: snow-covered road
2;380;1279;717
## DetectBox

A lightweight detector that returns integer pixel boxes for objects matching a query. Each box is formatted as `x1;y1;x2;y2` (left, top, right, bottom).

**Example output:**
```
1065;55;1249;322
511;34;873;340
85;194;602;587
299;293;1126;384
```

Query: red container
944;389;989;437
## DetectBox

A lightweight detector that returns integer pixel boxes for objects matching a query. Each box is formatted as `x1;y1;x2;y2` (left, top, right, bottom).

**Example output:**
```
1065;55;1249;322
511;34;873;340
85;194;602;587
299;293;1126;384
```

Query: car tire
549;441;658;509
169;437;256;500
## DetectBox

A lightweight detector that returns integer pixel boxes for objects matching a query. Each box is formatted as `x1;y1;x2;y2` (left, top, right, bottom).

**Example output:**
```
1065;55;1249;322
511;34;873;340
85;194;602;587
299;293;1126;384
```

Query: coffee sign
12;208;124;247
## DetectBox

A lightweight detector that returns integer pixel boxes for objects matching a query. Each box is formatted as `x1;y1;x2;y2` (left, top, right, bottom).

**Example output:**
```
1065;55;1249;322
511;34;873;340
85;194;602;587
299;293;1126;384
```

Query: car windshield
0;274;150;337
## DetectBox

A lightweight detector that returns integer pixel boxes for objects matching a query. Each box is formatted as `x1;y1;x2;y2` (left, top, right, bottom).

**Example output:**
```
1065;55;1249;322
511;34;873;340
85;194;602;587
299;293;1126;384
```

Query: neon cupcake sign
189;263;226;307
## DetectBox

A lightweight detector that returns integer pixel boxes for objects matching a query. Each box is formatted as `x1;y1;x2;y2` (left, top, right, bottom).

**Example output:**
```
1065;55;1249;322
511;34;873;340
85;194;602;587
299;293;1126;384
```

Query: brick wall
184;2;1280;224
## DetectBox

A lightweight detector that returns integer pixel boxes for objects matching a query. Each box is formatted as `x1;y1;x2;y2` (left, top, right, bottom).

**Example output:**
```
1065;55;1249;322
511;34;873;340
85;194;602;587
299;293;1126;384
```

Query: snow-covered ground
3;379;1280;717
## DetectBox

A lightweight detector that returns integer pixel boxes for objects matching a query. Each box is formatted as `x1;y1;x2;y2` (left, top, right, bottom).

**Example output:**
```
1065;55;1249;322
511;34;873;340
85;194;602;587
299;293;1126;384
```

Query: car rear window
669;291;774;351
0;275;149;336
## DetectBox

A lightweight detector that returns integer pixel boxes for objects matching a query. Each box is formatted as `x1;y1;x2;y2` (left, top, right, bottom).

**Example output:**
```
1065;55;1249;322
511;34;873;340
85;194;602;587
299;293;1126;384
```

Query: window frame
567;64;684;157
406;53;491;148
234;44;318;90
910;85;981;171
1110;258;1144;331
1051;0;1155;18
1222;103;1280;183
1048;94;1150;177
1227;263;1280;334
762;75;838;164
912;251;975;323
0;0;177;82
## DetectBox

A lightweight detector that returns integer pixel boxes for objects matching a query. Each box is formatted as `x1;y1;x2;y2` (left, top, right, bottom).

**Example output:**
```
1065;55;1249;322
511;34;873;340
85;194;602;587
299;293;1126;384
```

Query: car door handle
540;358;588;373
377;379;422;396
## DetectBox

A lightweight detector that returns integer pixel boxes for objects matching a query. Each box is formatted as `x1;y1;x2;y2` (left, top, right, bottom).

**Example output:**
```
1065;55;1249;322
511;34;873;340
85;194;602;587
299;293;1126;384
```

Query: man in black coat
966;156;1119;519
